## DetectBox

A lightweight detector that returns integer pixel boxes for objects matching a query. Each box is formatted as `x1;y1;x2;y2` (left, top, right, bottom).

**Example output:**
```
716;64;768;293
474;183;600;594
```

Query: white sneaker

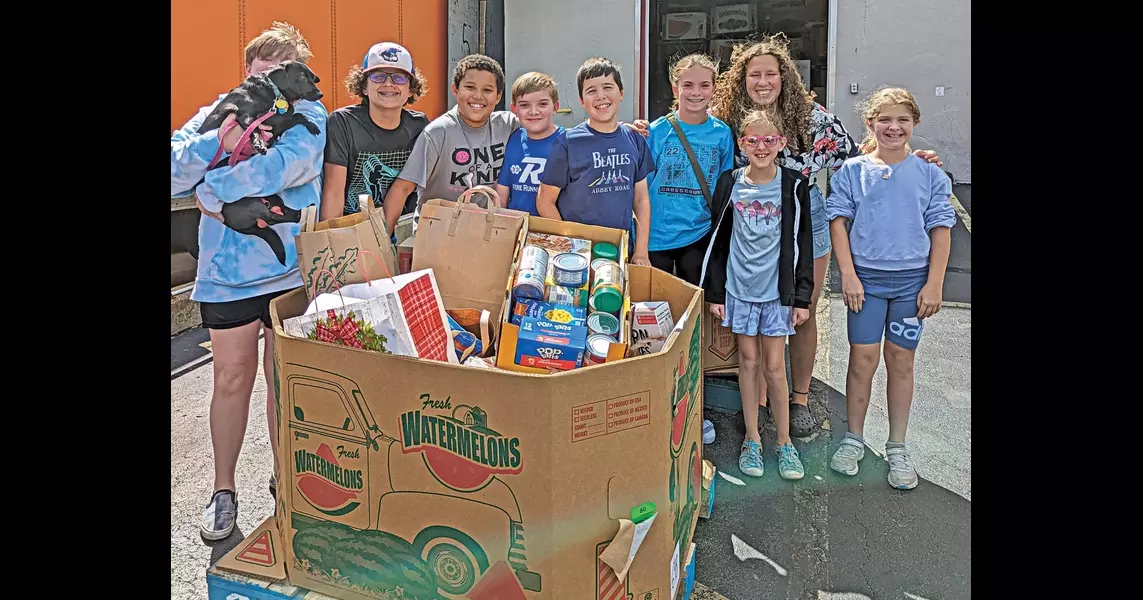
702;419;716;444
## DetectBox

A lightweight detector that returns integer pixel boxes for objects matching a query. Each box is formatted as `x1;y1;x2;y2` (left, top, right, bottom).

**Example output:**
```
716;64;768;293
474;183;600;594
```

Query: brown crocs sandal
790;391;815;437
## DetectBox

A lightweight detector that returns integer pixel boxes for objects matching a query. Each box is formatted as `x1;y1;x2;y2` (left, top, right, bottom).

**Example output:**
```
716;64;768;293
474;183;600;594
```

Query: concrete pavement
825;301;971;500
171;342;276;599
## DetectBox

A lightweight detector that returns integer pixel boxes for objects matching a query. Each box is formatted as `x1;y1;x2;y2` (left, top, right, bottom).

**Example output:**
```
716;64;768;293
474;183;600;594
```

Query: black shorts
199;288;294;330
648;232;712;287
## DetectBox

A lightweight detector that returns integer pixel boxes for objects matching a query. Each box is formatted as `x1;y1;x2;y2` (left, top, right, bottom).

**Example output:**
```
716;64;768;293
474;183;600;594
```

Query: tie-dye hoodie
171;94;327;304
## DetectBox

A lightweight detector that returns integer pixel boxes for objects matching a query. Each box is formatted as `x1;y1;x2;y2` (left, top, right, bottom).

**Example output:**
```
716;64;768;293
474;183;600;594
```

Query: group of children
327;45;955;491
175;24;954;543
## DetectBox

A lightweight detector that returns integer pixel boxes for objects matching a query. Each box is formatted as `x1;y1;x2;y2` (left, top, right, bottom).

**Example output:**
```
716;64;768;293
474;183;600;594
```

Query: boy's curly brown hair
453;54;506;93
710;33;815;153
343;64;429;106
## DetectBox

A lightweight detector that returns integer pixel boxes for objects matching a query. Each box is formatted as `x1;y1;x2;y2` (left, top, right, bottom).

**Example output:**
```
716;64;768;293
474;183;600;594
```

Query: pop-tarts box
510;298;588;328
514;316;588;371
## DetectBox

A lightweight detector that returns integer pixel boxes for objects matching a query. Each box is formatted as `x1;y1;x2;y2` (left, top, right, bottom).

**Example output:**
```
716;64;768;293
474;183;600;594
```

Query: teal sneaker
776;443;805;480
739;439;764;477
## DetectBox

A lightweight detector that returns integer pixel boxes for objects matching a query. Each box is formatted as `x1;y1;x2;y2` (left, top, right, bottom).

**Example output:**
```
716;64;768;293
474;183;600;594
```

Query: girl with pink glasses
700;109;814;480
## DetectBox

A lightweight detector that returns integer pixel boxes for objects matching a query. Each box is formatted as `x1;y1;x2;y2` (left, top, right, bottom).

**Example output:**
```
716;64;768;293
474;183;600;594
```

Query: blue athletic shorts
846;265;929;350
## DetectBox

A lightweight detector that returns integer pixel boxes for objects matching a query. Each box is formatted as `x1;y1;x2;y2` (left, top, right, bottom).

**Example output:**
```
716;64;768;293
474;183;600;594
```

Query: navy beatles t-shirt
541;122;655;233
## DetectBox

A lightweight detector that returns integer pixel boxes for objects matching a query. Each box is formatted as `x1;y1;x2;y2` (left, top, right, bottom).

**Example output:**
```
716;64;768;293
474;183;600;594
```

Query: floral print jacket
735;102;858;180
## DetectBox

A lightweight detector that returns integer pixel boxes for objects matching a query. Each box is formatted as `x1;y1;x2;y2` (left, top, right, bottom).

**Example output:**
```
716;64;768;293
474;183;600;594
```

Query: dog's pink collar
207;109;276;170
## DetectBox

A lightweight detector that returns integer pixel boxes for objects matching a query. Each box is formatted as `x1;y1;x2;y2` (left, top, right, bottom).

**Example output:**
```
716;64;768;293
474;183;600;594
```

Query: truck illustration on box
283;363;542;599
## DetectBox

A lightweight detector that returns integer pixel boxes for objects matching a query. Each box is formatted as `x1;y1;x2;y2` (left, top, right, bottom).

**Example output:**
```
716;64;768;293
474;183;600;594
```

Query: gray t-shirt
726;169;784;303
399;106;520;214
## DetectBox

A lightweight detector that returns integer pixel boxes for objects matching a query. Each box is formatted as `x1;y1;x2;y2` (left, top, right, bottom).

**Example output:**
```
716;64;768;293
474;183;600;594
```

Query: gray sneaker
200;489;237;541
830;435;865;476
739;439;765;477
886;444;919;490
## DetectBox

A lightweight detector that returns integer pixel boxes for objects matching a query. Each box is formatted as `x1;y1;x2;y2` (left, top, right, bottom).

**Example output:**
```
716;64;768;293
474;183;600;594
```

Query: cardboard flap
213;516;287;581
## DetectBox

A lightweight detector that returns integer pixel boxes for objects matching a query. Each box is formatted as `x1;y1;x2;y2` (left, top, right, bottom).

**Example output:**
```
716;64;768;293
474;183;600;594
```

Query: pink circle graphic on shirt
452;148;472;165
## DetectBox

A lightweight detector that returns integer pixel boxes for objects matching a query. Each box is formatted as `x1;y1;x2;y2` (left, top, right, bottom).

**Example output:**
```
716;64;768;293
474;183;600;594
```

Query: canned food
588;311;621;339
585;334;613;365
545;284;582;307
512;245;549;300
592;241;619;262
552;252;590;288
591;260;625;314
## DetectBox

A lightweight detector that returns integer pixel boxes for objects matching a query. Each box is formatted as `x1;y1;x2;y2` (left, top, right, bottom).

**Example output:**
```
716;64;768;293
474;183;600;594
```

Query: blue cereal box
514;316;588;371
510;298;588;327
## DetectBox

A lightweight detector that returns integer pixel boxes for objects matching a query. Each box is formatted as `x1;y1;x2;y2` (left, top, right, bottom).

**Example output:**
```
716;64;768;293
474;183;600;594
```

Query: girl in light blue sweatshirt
825;87;955;491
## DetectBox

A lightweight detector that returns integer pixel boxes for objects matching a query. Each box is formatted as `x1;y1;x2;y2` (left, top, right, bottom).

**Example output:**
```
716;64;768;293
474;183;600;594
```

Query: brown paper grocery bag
412;185;528;323
295;194;398;299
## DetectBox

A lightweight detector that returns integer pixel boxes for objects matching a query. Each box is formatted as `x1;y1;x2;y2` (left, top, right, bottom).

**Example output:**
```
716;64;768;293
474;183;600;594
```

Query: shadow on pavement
695;379;970;600
205;526;247;567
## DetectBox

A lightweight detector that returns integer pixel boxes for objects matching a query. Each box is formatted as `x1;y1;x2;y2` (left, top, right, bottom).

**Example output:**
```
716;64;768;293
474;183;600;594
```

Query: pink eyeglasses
740;135;785;149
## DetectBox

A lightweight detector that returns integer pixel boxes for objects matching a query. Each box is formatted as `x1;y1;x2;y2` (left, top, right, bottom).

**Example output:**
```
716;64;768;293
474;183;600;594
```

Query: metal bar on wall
826;0;838;114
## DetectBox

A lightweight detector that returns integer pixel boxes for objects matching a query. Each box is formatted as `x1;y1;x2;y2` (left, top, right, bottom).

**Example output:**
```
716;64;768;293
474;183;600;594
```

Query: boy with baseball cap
321;42;431;219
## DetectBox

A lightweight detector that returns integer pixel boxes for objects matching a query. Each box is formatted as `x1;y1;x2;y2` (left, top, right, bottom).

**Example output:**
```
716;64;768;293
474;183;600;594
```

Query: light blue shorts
809;185;831;260
846;266;929;350
723;293;795;338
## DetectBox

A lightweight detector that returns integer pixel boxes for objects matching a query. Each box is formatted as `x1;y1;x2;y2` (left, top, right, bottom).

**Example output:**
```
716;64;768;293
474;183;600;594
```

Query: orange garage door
172;0;447;133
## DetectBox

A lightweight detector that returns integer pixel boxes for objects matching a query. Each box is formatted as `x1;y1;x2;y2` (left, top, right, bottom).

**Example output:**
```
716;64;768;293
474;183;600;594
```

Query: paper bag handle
451;185;501;241
310;268;351;315
356;249;395;287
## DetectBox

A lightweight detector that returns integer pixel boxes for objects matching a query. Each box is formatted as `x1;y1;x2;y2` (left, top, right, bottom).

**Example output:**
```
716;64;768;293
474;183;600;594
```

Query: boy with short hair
321;42;430;220
382;54;521;234
536;57;654;266
494;72;564;216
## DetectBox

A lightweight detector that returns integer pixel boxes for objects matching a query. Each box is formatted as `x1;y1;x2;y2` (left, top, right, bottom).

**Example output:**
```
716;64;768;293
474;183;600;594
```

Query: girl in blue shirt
646;54;735;286
826;87;956;491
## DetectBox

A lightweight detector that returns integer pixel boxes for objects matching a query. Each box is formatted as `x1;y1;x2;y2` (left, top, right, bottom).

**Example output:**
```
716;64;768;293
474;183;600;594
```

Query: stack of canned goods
510;234;628;370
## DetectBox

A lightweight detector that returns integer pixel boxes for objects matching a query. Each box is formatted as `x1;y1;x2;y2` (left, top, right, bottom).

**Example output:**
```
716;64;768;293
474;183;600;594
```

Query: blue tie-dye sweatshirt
170;94;327;304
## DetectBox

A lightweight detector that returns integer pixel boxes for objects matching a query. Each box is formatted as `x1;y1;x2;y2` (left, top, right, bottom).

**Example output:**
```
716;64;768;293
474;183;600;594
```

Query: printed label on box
572;391;651;442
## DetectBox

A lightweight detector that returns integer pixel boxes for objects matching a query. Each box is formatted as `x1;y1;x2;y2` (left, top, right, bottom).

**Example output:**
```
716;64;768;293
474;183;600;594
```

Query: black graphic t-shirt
324;103;430;215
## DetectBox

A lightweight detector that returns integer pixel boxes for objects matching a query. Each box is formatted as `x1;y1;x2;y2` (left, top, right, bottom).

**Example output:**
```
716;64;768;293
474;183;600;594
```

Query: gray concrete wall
447;0;480;110
833;0;971;182
504;0;640;128
448;0;509;111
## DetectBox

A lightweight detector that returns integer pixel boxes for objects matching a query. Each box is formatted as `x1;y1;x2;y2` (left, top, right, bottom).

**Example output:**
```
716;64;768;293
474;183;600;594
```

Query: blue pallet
681;542;697;600
703;375;742;413
206;569;333;600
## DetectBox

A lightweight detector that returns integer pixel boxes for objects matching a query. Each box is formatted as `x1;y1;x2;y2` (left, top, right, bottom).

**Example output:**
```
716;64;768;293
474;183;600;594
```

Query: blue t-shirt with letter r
541;121;655;234
496;126;564;216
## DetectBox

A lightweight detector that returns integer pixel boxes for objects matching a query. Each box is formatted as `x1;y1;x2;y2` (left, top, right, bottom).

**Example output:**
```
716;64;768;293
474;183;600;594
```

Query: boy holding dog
170;21;327;542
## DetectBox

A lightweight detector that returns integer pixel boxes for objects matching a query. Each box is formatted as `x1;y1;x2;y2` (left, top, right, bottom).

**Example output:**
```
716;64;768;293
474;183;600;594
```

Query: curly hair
668;53;718;112
453;54;506;94
343;64;429;106
710;33;815;153
858;86;921;154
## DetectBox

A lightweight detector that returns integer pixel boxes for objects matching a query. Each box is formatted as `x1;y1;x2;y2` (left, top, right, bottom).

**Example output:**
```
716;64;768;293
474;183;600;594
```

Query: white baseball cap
362;42;415;75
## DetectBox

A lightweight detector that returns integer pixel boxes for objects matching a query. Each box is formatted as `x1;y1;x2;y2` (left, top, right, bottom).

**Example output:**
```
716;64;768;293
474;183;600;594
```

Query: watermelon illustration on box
279;364;539;599
260;263;705;599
